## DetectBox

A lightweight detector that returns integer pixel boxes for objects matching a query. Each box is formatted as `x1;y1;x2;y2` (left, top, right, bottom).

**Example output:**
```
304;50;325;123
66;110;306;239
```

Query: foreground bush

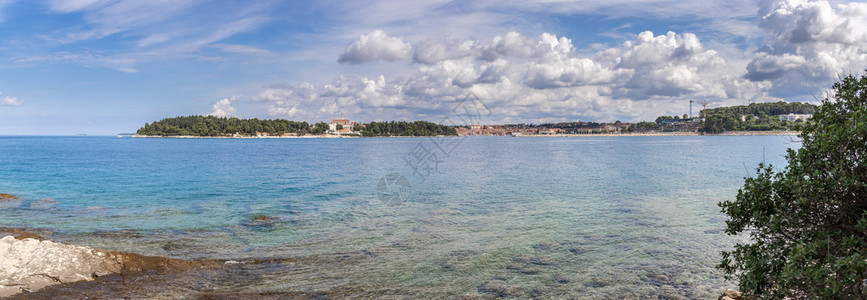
719;72;867;298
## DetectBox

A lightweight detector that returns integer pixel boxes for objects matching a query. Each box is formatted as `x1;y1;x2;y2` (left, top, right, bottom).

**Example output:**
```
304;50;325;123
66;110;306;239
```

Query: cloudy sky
1;0;866;134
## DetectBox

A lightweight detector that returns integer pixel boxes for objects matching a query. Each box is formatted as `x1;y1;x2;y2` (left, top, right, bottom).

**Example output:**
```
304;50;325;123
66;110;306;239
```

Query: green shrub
719;72;867;298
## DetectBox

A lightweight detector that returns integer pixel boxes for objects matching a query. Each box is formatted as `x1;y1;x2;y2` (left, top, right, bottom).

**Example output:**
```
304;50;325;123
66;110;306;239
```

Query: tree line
136;115;328;136
361;121;457;136
136;115;456;137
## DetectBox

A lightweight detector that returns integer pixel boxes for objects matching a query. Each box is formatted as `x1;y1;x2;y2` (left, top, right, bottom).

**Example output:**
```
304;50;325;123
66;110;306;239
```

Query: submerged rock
490;272;512;281
512;254;556;266
586;277;612;288
0;194;22;210
0;228;49;240
533;241;560;252
242;215;281;228
29;198;58;210
461;293;491;300
552;273;572;284
477;280;522;297
508;264;542;275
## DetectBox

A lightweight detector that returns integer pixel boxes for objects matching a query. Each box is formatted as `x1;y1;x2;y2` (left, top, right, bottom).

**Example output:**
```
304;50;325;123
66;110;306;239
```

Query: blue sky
1;0;866;135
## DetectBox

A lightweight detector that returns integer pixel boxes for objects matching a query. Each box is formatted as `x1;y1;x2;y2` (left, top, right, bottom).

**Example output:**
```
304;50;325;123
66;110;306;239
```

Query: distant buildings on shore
455;112;812;136
328;108;361;135
455;123;631;136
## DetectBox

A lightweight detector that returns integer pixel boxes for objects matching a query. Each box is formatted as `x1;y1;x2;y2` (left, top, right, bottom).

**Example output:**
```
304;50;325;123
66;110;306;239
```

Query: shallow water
0;135;798;298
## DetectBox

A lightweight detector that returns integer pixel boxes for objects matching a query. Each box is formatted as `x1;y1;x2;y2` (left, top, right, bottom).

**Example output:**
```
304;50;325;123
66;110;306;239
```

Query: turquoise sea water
0;135;798;298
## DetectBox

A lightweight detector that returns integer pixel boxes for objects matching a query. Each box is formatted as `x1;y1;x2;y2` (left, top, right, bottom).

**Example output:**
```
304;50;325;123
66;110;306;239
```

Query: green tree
718;72;867;298
655;116;673;123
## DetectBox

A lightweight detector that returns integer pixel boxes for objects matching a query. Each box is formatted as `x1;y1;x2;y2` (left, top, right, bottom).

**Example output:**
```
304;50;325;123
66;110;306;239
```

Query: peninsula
135;116;457;138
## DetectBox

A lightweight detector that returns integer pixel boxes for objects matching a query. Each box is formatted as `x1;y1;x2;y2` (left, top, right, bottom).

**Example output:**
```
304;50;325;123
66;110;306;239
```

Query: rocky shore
0;229;217;297
2;192;745;298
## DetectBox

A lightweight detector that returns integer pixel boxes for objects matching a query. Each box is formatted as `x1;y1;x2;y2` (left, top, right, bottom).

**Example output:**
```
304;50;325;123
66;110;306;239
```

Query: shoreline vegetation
135;116;457;137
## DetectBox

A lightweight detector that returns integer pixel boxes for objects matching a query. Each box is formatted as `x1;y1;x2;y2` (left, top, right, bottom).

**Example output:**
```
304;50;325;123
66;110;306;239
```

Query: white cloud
45;0;203;43
413;33;479;64
252;83;319;118
45;0;108;13
2;97;22;106
746;0;867;93
210;43;270;55
475;0;758;21
253;30;775;124
338;30;412;64
17;0;854;124
209;98;236;117
0;92;22;106
33;1;274;71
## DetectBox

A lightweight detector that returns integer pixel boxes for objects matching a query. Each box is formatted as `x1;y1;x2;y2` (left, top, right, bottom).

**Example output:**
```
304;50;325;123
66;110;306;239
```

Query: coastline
129;131;800;139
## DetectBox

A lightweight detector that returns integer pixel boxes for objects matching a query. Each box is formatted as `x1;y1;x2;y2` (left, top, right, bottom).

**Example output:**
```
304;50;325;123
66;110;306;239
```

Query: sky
1;0;866;135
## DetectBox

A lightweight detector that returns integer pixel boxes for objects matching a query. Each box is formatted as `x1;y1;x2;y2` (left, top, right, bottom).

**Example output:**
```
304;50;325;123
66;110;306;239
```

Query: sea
0;135;799;298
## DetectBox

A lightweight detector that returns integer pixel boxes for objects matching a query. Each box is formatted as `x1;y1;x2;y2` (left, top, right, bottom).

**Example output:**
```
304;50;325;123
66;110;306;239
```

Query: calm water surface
0;135;798;298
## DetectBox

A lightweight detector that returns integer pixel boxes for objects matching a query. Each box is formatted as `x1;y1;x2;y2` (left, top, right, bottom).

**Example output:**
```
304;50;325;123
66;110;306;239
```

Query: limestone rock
0;236;124;297
719;288;743;300
0;235;217;297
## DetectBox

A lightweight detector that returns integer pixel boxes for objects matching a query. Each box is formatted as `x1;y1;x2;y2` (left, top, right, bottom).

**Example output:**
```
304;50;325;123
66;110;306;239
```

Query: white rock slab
0;236;124;297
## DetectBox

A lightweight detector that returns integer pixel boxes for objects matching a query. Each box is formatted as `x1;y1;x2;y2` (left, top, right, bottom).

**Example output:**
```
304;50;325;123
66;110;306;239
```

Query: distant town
133;101;815;138
458;114;811;136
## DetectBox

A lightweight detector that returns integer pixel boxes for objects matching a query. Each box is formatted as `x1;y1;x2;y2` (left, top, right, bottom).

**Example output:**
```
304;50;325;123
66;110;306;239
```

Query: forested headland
700;101;815;133
135;115;456;137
